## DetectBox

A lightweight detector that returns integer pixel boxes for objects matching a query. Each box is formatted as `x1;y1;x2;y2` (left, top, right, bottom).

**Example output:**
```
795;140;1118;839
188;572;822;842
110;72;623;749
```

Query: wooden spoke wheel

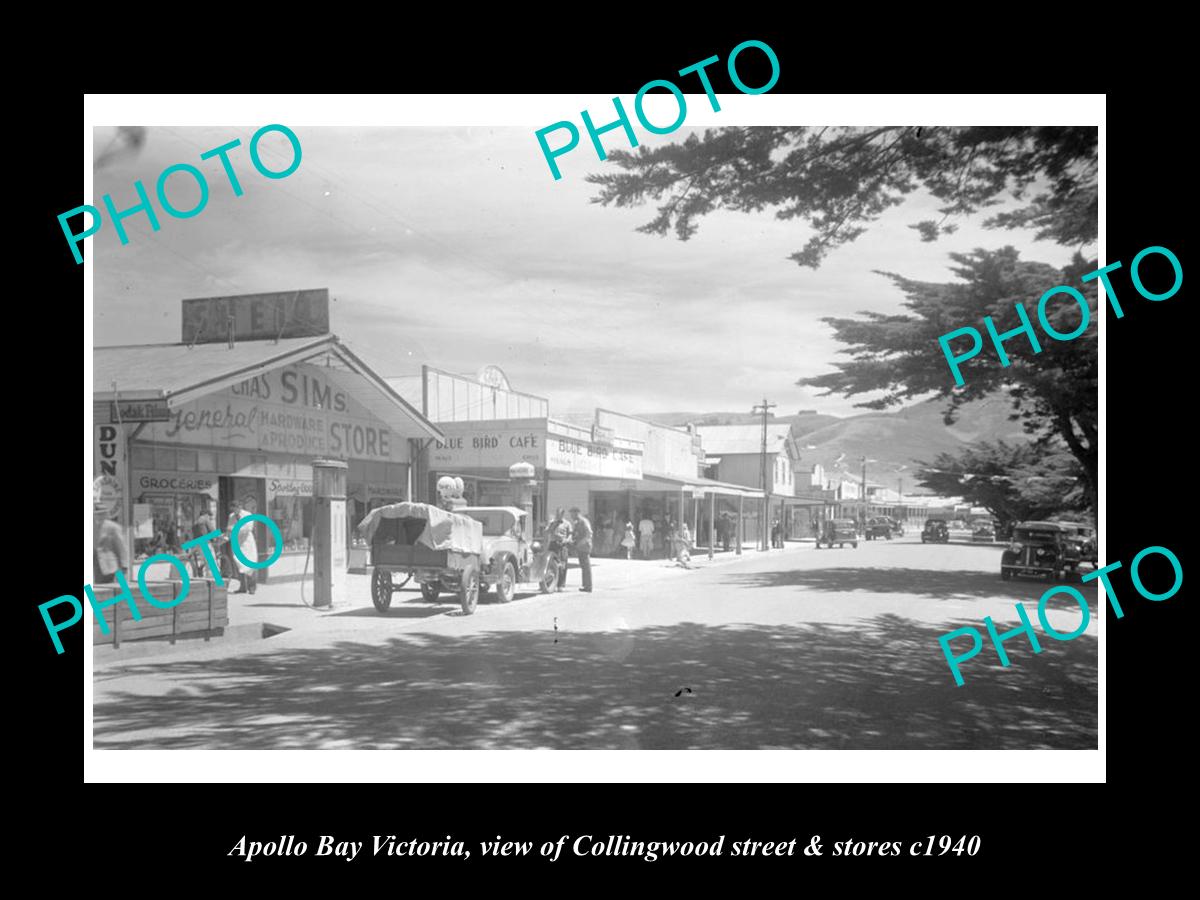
495;561;517;603
371;568;393;612
459;565;479;616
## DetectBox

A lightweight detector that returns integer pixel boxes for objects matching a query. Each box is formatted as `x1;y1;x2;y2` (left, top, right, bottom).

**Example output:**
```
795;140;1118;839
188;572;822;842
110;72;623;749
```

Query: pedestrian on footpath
675;520;693;568
549;508;572;591
227;496;259;595
93;502;128;585
638;514;655;559
621;520;636;559
569;507;593;592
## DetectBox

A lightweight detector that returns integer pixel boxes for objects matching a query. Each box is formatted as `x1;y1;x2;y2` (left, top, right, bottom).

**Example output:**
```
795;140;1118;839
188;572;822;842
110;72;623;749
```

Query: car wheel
459;565;479;616
852;542;858;549
495;561;517;603
539;555;558;593
371;568;393;612
420;582;440;602
1001;569;1012;581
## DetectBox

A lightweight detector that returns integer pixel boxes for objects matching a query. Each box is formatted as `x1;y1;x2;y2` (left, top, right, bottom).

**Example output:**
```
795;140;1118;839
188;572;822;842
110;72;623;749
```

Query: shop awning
642;474;765;500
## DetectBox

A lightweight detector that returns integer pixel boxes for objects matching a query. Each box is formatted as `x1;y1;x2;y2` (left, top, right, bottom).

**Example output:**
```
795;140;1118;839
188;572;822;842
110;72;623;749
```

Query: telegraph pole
860;455;868;532
752;399;776;551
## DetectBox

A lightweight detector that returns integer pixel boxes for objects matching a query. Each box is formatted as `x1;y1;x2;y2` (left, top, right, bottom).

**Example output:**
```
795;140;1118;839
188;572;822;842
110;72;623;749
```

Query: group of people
90;497;262;596
544;507;594;592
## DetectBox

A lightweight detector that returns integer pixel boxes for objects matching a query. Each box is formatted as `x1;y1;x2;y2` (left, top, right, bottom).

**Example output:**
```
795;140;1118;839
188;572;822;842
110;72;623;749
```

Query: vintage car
921;520;950;543
865;516;894;540
1051;521;1096;570
1000;521;1074;581
458;506;560;601
358;502;558;616
971;521;996;542
816;518;858;549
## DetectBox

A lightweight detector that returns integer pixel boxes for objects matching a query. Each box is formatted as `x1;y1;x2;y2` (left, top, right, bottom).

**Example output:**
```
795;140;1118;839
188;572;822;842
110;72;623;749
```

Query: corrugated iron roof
695;423;794;455
94;336;334;398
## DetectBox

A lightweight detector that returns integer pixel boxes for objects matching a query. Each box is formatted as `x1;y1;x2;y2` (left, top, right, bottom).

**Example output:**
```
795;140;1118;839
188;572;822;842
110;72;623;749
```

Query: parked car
1051;521;1095;570
360;502;558;615
1000;521;1073;581
971;521;996;542
921;520;949;543
865;516;894;540
816;518;858;549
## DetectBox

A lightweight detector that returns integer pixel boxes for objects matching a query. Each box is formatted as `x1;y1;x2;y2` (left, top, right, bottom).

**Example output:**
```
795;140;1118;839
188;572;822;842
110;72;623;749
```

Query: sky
91;124;1086;419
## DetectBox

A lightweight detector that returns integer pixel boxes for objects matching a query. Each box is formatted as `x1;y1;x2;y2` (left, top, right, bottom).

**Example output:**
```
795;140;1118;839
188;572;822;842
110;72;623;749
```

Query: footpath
93;540;814;671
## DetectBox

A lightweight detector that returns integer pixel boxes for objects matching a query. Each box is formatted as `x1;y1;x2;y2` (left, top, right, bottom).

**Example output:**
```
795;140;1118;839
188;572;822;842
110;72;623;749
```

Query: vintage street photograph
89;110;1099;752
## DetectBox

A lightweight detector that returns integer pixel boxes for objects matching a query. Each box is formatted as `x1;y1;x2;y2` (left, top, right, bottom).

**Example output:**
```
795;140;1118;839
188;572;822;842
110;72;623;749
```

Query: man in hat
569;507;593;593
93;502;128;585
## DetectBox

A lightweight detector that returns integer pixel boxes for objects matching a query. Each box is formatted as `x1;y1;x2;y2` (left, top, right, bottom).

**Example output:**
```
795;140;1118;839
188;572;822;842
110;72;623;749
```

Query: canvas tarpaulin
357;502;483;555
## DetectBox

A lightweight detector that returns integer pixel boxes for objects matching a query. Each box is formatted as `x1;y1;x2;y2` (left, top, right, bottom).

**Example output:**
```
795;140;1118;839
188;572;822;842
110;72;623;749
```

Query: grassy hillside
643;396;1030;491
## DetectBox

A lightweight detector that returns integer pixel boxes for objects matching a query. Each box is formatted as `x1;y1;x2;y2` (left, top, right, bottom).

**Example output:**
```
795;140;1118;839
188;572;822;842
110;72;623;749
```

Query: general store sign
136;363;404;463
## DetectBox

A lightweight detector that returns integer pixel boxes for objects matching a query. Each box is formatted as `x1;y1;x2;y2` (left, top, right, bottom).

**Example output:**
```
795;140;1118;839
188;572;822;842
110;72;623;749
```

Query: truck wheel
495;561;516;603
460;565;479;616
371;569;393;613
1001;568;1012;581
420;582;440;602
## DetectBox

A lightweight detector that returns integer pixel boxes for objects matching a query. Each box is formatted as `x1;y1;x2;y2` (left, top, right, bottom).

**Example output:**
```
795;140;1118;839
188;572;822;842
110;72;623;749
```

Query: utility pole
752;398;776;551
860;455;868;533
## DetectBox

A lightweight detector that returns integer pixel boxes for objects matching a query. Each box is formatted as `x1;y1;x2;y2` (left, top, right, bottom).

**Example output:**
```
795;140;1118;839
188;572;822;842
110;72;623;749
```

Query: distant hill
642;396;1028;492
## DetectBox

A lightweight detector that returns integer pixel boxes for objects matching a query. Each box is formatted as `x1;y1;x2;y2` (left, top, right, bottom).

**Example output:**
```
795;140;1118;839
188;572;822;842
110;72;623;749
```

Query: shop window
131;444;155;469
269;494;312;551
197;450;215;472
217;452;236;473
176;449;198;472
154;446;177;470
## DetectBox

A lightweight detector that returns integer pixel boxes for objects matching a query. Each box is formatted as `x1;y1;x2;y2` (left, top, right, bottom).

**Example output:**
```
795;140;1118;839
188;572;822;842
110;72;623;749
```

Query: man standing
637;513;655;559
226;496;260;595
569;507;593;593
548;508;572;591
93;502;129;585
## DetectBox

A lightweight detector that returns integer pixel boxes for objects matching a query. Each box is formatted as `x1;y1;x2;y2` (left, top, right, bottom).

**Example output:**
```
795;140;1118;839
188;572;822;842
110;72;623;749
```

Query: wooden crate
91;577;229;648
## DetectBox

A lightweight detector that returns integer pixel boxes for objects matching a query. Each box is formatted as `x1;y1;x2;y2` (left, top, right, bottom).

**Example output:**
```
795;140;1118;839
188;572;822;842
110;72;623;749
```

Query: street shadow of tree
719;566;1099;605
93;613;1096;751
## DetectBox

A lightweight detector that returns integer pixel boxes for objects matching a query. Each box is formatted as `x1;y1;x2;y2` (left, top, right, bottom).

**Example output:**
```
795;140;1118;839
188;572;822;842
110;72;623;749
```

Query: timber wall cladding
91;578;229;647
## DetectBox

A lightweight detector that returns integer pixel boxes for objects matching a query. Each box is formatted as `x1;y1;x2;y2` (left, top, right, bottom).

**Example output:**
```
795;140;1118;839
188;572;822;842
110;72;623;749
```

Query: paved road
92;537;1098;749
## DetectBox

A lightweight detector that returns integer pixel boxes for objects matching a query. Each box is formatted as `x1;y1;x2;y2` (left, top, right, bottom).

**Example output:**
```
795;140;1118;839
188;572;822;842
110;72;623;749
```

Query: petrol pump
509;461;537;527
311;458;348;608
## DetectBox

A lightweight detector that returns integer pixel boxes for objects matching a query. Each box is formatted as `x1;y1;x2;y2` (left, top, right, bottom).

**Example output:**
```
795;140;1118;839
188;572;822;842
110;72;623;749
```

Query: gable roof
696;423;796;457
93;334;444;441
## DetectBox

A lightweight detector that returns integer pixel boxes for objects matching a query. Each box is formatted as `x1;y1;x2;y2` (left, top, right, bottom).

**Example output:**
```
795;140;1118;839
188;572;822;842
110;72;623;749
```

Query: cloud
94;126;1083;417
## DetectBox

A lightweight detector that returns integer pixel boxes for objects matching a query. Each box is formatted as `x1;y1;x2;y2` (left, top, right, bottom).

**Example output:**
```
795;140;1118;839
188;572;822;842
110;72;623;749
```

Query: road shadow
719;566;1100;605
94;612;1096;750
327;606;447;620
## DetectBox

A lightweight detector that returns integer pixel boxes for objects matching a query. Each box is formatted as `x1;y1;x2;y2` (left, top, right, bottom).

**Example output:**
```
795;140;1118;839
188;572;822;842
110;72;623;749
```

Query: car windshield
461;510;518;536
1014;528;1057;543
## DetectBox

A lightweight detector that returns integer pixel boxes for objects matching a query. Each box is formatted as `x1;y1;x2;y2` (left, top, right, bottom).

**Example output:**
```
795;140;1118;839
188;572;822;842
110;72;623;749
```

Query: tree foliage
588;126;1097;268
916;441;1087;527
800;248;1098;507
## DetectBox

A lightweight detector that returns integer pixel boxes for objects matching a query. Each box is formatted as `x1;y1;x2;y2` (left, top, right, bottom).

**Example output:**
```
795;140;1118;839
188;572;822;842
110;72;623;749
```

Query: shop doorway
219;476;270;580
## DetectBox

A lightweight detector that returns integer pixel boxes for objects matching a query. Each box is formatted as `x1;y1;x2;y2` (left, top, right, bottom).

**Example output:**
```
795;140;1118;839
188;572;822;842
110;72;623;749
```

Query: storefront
423;417;645;531
94;329;443;582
